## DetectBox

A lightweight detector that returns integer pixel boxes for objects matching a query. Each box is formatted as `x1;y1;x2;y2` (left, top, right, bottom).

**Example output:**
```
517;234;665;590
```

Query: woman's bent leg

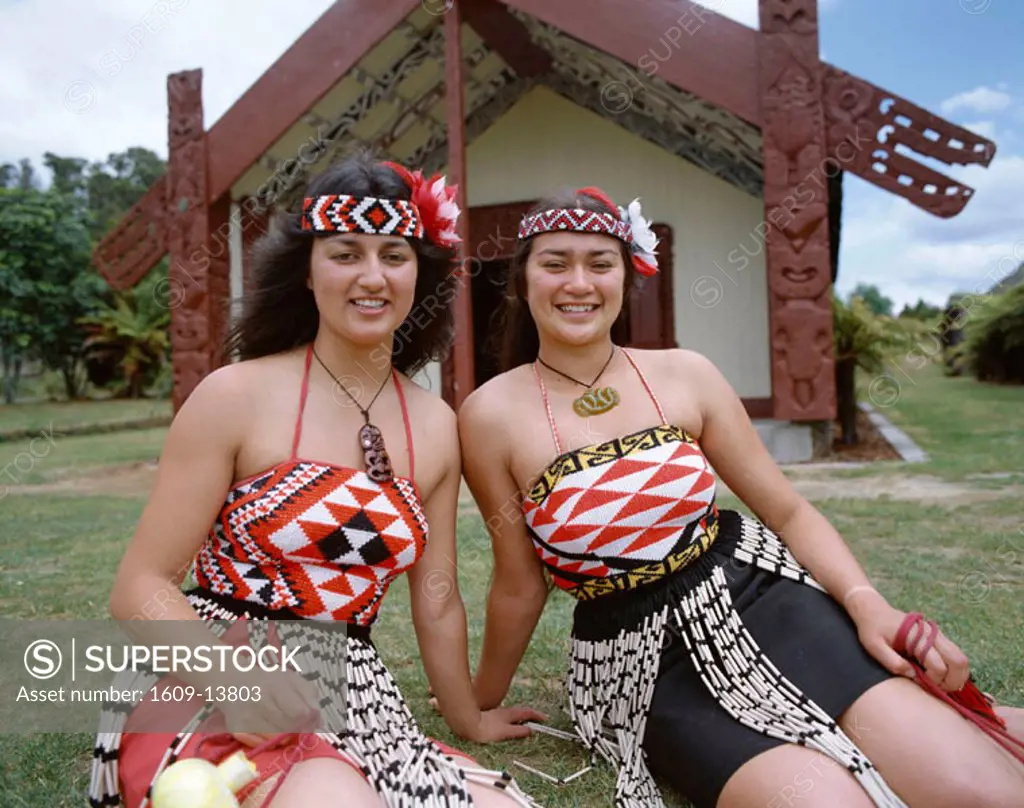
260;757;380;807
839;677;1024;808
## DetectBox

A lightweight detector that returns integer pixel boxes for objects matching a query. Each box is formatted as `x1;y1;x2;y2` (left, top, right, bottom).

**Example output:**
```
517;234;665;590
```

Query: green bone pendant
572;386;621;417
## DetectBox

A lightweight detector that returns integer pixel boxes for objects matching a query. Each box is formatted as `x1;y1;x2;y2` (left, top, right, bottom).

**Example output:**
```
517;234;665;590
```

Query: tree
80;269;170;398
832;294;926;444
850;283;894;317
84;147;166;241
43;152;89;200
16;158;38;191
964;285;1024;384
898;298;942;321
0;188;100;401
989;261;1024;295
0;148;171;402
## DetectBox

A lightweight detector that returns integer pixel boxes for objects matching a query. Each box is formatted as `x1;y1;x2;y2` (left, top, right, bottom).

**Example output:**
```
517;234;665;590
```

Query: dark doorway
622;223;676;350
471;258;509;389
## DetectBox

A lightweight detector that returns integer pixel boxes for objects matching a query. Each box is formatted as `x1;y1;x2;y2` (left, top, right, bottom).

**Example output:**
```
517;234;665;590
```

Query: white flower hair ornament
516;186;660;276
620;198;659;276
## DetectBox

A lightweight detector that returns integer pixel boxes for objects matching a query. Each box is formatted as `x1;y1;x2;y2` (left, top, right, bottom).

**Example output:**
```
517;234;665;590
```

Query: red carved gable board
92;178;167;290
822;66;995;218
91;1;996;289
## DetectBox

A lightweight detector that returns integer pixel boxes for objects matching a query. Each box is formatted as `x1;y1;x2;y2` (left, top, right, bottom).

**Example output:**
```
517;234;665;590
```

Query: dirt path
762;470;1023;507
4;461;158;499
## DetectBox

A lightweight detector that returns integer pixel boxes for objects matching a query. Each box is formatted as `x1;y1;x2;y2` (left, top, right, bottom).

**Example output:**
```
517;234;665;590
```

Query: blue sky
1;0;1020;311
815;0;1024;308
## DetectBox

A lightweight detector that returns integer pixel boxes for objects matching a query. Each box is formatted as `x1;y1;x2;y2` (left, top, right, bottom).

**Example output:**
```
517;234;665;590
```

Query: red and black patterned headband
301;162;462;250
517;186;659;276
517;208;632;242
302;195;424;239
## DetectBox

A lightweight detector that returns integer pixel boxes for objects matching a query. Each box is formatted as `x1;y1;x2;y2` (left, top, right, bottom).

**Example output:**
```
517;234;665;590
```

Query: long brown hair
496;187;638;372
223;151;458;377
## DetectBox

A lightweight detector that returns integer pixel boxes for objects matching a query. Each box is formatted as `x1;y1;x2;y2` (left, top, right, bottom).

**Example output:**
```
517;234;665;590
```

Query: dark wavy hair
497;187;638;372
223;151;458;377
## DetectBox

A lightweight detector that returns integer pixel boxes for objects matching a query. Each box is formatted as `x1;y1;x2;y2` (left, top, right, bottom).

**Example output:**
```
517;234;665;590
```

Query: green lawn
860;359;1024;480
0;428;167;486
0;367;1021;807
0;399;171;439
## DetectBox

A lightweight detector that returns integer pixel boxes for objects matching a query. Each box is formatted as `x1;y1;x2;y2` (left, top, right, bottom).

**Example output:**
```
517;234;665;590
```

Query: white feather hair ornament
619;198;659;276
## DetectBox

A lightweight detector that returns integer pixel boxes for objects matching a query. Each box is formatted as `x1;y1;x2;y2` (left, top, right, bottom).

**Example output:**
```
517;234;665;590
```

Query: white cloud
0;0;336;173
963;120;997;140
940;86;1013;115
837;152;1024;308
693;0;838;29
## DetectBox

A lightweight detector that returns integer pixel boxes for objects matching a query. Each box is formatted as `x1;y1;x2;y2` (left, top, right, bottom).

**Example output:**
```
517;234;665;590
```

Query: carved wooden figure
758;0;835;421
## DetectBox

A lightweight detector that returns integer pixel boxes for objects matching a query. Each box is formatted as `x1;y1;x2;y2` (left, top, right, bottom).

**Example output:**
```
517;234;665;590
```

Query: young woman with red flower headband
88;152;544;808
458;186;1024;807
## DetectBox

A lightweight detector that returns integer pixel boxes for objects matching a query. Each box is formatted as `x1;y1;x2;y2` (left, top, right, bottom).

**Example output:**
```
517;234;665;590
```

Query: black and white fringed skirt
89;590;540;808
564;510;907;808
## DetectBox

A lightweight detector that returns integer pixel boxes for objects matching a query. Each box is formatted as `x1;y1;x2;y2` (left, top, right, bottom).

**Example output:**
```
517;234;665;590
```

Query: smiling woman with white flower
457;186;1024;808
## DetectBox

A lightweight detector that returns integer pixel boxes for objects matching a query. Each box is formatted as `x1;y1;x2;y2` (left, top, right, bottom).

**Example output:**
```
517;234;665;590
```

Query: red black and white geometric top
521;349;719;601
192;345;428;626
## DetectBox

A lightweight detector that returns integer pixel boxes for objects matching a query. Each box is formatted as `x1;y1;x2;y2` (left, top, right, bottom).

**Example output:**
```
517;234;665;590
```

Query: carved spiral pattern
572;387;621;417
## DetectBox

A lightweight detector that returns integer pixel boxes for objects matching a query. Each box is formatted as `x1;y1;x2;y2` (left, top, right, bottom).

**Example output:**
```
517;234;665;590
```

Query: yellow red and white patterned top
522;350;719;600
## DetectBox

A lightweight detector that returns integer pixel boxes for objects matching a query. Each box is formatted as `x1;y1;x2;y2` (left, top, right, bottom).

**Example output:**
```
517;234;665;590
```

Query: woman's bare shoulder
624;346;718;376
174;350;305;434
458;365;533;434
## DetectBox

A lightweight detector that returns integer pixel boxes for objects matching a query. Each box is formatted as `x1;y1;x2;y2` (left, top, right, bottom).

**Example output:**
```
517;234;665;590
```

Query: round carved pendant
572;386;621;417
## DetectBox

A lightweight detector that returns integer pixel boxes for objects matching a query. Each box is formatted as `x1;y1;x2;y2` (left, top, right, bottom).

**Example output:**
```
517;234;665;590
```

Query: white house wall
460;86;772;399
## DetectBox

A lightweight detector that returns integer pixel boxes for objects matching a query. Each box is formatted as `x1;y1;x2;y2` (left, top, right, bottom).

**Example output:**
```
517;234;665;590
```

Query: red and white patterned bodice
520;350;719;600
192;346;428;626
522;425;717;597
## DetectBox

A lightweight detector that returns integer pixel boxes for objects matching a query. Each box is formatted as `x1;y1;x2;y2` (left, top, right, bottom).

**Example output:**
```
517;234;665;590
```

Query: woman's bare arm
107;366;256;689
458;384;550;710
682;349;876;608
681;349;968;686
405;402;487;737
406;394;545;740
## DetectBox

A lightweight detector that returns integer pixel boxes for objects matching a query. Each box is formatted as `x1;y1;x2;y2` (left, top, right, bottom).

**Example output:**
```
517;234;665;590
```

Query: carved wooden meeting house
93;0;996;462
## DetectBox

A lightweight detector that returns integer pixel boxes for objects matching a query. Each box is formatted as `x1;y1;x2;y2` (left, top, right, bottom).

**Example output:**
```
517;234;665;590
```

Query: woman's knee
260;757;380;807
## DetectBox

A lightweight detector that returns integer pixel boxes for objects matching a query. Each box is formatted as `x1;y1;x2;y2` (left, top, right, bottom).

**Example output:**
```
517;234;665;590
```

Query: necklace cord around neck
311;346;390;422
536;345;616;389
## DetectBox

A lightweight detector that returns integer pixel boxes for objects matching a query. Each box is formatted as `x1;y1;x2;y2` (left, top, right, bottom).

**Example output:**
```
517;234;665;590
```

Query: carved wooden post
166;70;210;411
206;195;231;369
443;0;475;409
166;70;233;410
758;0;835;421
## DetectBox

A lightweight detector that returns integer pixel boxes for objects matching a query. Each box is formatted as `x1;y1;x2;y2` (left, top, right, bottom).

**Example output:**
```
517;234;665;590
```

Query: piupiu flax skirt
90;590;541;808
640;532;894;807
564;510;901;808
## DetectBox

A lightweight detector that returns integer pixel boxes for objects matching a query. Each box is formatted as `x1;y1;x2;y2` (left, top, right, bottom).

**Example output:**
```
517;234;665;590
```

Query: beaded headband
517;186;659;276
301;162;462;249
302;195;423;238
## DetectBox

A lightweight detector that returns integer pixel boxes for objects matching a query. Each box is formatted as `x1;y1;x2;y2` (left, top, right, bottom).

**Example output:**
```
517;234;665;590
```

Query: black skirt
640;537;894;807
